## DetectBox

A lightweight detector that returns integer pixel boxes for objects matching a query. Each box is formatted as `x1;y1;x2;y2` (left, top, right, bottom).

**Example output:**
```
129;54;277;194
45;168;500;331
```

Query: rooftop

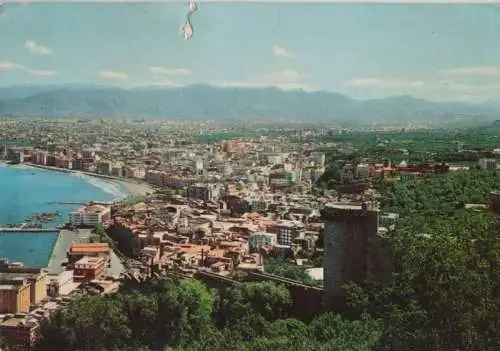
0;284;19;291
75;256;104;265
70;243;110;254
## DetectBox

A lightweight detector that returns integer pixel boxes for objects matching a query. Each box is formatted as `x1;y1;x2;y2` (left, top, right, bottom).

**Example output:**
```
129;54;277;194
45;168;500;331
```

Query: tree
219;281;291;325
347;170;500;351
36;296;132;351
309;313;382;351
106;223;141;258
153;278;215;347
318;163;341;185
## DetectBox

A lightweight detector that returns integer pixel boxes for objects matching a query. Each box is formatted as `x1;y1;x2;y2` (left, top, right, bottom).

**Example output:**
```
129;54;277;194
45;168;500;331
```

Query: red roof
70;243;110;253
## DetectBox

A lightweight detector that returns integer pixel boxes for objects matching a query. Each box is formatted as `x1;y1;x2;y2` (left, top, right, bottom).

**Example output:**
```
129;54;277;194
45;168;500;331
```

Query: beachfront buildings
69;204;111;227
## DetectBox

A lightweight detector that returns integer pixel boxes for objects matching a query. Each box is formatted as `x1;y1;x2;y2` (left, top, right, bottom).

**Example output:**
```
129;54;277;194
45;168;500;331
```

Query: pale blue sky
1;3;500;101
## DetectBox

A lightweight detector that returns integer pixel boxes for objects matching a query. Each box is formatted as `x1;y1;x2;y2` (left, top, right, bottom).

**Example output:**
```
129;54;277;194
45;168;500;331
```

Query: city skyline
1;3;500;101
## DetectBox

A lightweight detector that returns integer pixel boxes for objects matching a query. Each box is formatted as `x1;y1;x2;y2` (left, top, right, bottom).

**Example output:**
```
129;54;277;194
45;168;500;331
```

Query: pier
0;228;59;232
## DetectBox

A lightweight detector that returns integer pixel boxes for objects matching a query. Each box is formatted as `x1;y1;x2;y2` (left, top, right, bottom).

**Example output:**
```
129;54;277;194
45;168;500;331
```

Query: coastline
21;163;154;197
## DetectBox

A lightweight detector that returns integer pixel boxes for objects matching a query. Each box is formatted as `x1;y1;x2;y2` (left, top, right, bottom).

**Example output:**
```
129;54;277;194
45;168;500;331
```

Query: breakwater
0;228;59;232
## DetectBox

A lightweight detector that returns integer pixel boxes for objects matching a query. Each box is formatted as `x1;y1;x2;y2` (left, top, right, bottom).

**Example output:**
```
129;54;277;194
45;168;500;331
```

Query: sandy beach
18;163;154;197
116;179;154;196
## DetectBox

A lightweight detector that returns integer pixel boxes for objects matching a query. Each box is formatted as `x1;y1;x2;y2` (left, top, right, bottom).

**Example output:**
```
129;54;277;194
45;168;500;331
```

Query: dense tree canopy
34;278;381;351
345;170;500;350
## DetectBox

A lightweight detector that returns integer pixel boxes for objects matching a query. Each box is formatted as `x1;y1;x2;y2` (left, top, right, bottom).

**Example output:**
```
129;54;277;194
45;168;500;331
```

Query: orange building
68;243;110;267
73;256;107;283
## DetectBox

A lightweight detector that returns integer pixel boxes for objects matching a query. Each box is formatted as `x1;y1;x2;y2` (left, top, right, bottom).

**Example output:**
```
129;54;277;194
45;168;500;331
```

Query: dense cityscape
0;115;499;350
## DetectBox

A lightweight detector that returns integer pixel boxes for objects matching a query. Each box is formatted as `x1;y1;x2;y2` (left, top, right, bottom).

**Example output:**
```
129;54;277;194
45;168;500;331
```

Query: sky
2;3;500;101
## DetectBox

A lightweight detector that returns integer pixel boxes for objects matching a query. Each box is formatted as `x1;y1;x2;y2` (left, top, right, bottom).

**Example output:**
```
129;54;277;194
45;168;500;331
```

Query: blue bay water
0;165;129;267
0;232;59;267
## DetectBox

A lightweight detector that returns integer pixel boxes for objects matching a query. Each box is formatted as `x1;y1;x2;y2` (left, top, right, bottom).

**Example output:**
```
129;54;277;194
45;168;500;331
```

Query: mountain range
0;84;499;124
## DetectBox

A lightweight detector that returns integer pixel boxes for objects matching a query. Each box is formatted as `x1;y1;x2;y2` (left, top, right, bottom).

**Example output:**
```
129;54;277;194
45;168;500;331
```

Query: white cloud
345;78;382;87
98;70;129;80
28;69;56;76
215;69;317;91
148;67;191;76
345;77;425;88
266;69;310;82
266;69;316;90
0;60;56;76
272;45;296;59
214;80;318;92
440;66;500;76
147;78;179;86
0;61;19;70
24;40;53;55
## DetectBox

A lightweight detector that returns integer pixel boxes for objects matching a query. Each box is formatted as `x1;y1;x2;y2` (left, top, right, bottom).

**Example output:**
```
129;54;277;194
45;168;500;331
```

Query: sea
0;165;129;267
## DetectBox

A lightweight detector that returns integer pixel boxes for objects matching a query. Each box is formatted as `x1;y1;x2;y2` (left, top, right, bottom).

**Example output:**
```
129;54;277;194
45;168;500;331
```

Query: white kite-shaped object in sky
188;0;198;15
180;21;193;40
181;0;198;40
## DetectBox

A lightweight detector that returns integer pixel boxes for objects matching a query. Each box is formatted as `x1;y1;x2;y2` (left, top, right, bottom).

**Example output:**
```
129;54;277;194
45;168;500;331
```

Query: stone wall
366;234;394;286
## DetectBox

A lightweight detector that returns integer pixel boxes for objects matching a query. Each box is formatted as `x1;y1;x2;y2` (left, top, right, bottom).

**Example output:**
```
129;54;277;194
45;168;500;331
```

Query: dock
0;228;59;233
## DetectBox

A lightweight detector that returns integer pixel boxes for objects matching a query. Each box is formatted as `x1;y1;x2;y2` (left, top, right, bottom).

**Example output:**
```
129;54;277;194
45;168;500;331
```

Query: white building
479;158;497;170
248;232;277;252
69;205;111;227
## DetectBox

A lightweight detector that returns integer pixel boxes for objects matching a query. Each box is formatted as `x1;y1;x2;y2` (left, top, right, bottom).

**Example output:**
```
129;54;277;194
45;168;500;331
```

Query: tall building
321;202;379;299
69;205;111;228
187;183;220;202
0;269;47;314
73;256;107;283
489;190;500;215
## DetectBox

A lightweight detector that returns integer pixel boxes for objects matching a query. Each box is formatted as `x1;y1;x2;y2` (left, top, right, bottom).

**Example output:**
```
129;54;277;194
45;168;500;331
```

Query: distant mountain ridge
0;84;499;123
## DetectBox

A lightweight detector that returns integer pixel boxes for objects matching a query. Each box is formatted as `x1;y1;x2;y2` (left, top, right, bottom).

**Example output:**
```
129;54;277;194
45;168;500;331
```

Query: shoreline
20;163;154;197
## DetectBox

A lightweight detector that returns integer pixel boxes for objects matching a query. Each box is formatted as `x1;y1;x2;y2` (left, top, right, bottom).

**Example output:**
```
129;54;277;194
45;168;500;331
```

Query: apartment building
69;205;111;227
356;163;370;179
98;160;112;175
187;183;220;202
67;243;110;267
0;270;47;314
267;220;305;247
73;256;107;283
248;232;277;252
341;164;355;183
